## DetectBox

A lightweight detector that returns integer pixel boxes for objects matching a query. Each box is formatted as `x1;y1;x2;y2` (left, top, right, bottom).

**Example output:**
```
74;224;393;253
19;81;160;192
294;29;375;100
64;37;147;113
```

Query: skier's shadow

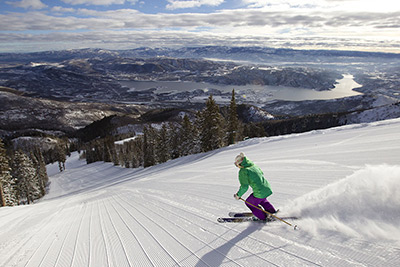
196;223;263;267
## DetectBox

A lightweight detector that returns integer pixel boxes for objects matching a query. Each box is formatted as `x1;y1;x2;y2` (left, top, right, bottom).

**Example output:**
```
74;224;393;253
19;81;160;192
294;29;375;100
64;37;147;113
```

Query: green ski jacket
236;157;272;199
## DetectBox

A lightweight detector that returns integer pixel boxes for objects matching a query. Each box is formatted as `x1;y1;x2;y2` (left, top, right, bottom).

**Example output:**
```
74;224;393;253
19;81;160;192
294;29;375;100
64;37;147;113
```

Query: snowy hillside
1;119;400;266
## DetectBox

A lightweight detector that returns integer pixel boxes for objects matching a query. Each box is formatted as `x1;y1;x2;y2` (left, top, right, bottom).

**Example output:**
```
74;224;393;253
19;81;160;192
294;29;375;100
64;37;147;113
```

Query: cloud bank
0;0;399;53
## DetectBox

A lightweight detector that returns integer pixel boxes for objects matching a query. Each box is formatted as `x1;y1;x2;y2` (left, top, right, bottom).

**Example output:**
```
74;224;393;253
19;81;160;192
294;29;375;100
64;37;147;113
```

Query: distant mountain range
2;46;400;66
0;50;345;103
1;46;399;141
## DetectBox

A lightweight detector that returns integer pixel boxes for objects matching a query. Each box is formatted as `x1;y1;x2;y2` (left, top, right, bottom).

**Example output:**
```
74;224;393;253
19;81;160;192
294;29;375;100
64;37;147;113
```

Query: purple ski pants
245;193;276;220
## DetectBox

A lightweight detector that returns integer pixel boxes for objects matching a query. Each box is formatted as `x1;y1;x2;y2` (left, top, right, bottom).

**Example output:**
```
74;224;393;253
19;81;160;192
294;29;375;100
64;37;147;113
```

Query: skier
233;152;278;220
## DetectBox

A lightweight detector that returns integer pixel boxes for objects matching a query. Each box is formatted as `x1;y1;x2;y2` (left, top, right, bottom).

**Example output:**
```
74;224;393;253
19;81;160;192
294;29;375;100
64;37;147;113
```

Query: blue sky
0;0;233;14
1;0;399;53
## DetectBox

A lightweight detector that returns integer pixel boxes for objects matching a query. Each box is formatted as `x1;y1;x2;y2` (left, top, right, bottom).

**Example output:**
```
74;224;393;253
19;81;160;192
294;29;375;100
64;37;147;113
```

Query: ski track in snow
1;119;400;266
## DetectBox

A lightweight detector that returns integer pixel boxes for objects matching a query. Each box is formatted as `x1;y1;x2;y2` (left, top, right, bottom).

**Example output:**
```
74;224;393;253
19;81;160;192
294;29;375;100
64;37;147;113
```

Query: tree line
82;90;243;168
0;138;69;207
81;89;343;169
0;140;49;206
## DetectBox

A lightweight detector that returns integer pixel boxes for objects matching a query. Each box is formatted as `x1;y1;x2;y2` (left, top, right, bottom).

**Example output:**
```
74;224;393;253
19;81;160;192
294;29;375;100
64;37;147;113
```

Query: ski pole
239;197;298;230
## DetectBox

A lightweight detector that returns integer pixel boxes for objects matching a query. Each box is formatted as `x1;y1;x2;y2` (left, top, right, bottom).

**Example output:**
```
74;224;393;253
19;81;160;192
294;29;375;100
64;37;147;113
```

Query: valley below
1;46;399;139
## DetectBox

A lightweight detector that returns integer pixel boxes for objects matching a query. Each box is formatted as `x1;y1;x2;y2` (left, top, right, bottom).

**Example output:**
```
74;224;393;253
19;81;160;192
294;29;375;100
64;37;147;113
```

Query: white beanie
234;152;245;167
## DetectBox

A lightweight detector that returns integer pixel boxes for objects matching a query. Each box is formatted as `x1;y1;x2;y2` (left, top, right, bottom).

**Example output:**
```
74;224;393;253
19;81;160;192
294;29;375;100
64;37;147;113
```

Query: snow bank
285;165;400;243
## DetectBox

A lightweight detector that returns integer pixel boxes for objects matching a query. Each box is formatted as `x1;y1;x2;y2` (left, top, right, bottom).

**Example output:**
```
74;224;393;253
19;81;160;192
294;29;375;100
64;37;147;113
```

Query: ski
229;209;280;218
220;212;299;223
228;212;254;217
217;216;269;223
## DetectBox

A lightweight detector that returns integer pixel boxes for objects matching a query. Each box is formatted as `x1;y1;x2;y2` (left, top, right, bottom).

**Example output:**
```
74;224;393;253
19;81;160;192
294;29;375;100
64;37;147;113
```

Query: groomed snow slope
1;119;400;266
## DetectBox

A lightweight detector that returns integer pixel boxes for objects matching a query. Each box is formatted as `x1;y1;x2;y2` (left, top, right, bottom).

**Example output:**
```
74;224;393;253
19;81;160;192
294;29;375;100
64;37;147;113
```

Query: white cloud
77;8;140;18
2;7;399;33
1;0;399;53
51;6;76;13
0;11;124;31
241;0;400;12
336;0;400;12
6;0;47;9
241;0;322;9
166;0;224;10
1;29;399;54
61;0;137;6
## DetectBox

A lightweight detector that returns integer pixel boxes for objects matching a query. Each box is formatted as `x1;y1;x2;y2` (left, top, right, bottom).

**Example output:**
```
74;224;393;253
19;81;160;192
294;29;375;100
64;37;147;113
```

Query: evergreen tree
27;153;44;202
199;95;226;152
2;175;17;206
54;145;66;172
109;138;119;166
12;150;39;205
180;115;198;156
119;146;131;168
244;122;266;138
115;140;130;167
130;136;144;168
0;140;6;207
30;148;48;198
102;137;117;164
227;89;240;145
156;124;170;163
167;122;181;159
85;140;102;164
0;139;15;206
84;144;94;164
27;153;43;202
143;125;156;167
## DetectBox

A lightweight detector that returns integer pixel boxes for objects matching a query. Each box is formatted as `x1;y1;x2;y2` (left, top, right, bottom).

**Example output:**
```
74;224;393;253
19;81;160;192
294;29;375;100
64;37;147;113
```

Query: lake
119;74;362;102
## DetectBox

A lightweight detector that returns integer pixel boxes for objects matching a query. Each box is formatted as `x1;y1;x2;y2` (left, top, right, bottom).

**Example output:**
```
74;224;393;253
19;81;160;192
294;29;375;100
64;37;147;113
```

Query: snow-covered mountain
1;46;399;134
2;46;399;104
1;118;399;266
0;54;342;103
